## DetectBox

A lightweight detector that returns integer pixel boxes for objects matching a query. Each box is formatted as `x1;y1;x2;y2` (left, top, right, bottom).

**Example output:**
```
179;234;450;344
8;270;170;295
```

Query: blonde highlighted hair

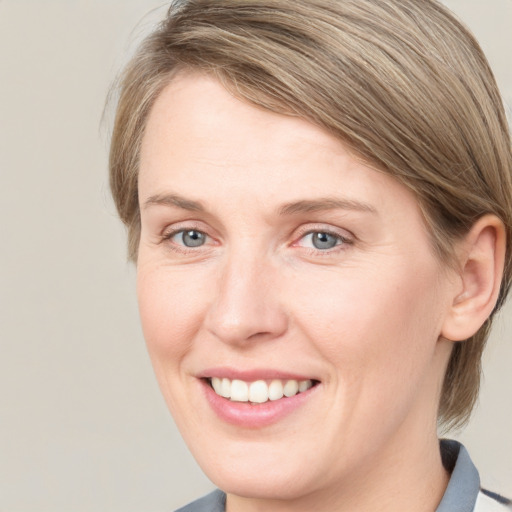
109;0;512;429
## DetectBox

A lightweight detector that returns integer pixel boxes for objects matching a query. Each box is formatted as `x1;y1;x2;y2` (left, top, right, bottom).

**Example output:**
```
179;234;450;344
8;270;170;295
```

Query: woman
109;0;512;510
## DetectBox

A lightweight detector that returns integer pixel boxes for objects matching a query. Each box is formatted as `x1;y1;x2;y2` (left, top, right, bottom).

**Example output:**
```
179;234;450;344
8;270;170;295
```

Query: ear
441;215;506;342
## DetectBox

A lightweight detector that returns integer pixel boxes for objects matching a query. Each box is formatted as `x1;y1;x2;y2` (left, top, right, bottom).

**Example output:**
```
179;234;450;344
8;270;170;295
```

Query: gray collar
175;489;225;512
436;439;480;512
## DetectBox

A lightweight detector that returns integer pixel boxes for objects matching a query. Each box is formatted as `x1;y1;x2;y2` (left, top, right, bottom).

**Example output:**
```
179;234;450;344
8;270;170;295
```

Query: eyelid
159;222;217;254
157;221;353;255
291;224;355;255
160;220;210;239
292;223;354;243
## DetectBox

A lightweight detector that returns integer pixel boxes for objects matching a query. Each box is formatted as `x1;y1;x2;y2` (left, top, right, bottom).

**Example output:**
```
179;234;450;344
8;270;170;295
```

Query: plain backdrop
0;1;511;511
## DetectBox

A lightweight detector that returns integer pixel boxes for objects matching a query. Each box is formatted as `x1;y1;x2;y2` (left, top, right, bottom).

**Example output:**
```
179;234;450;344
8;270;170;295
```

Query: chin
209;464;317;501
184;432;334;501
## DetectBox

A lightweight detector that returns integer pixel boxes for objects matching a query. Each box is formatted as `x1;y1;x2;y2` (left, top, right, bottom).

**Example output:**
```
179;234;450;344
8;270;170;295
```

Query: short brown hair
109;0;512;429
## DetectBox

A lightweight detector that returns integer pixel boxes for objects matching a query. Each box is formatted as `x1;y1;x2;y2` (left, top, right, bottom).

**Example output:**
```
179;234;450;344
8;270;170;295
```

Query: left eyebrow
277;197;378;216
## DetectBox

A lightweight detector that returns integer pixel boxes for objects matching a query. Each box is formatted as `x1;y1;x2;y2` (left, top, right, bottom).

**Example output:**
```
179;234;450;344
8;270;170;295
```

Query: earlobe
441;215;506;342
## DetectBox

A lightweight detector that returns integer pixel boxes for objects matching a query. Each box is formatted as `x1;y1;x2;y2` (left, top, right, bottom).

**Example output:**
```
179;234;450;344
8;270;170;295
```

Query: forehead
139;70;427;235
142;70;351;167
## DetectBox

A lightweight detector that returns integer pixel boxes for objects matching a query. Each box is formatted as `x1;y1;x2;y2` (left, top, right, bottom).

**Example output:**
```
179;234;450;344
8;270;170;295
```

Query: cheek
285;260;445;391
136;265;209;365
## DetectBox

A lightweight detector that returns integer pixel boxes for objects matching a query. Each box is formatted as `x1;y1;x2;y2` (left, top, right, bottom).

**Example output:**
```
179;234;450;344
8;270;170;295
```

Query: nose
204;250;288;346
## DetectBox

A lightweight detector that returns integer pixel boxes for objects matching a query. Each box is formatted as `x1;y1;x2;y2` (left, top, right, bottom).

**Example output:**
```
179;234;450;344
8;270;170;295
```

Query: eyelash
160;224;213;254
159;225;353;256
292;227;353;255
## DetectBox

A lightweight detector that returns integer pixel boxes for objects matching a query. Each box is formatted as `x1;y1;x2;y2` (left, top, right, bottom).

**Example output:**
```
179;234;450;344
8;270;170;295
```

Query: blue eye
172;229;207;247
300;231;344;250
312;232;339;249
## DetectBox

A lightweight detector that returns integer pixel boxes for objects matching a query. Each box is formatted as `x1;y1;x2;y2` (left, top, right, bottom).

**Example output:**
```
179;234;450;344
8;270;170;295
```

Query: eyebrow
143;193;205;212
277;197;377;216
143;193;377;216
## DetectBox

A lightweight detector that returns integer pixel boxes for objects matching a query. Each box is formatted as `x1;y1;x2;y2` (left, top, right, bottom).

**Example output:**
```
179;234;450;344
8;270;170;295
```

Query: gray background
0;1;510;511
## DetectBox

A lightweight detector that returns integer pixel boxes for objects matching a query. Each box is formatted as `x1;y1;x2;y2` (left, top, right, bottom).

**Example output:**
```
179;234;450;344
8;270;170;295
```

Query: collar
436;439;480;512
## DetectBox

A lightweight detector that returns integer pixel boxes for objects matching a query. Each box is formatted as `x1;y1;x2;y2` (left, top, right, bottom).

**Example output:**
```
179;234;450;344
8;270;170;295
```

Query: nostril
205;310;288;346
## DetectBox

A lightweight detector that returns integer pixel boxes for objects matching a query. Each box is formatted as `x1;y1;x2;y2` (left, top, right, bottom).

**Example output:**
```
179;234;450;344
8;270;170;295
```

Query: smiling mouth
207;377;319;404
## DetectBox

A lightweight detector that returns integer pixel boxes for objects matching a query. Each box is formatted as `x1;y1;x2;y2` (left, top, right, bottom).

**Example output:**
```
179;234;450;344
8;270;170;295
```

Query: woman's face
137;72;457;500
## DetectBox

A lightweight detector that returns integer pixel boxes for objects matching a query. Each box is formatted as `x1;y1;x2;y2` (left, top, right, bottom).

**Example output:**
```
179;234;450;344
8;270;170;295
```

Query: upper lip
197;367;319;382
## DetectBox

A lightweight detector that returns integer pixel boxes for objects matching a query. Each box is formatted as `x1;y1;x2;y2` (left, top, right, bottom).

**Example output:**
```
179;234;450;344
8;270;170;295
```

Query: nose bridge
205;243;287;345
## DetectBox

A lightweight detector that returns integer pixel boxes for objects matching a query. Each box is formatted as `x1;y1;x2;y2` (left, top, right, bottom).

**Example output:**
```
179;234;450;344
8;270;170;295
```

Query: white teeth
220;378;231;398
230;379;249;402
209;377;315;403
283;379;299;397
299;380;313;392
211;377;222;395
249;380;268;403
268;379;284;401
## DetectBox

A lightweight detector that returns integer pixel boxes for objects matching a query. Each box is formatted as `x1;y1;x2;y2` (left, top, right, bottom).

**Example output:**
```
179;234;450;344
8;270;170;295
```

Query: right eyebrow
142;193;205;212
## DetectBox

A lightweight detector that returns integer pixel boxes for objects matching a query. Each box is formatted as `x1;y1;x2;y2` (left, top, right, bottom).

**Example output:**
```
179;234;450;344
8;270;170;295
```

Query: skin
136;71;490;512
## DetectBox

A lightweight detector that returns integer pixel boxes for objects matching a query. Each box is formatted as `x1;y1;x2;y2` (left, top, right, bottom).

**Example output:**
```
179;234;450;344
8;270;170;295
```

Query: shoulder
474;490;512;512
175;489;226;512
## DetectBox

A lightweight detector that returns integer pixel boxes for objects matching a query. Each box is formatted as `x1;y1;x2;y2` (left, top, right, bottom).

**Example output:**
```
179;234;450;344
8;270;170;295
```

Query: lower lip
201;380;319;428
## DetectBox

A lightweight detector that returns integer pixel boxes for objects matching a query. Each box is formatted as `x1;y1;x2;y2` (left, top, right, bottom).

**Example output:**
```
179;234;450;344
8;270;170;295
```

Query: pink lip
199;374;319;429
197;367;317;382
